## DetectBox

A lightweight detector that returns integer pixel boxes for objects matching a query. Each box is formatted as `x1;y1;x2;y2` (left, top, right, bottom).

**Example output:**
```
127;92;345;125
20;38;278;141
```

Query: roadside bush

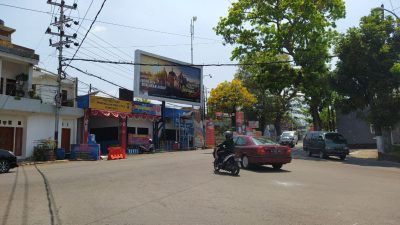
33;139;56;161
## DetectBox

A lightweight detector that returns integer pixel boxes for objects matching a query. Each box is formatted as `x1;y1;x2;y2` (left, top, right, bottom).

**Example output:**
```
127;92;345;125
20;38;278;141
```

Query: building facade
0;20;82;158
337;111;400;148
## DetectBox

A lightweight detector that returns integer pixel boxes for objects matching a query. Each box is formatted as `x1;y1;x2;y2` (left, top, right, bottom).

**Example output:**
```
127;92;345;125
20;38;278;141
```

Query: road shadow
292;149;400;169
246;165;291;173
213;170;241;177
22;167;29;225
2;167;19;225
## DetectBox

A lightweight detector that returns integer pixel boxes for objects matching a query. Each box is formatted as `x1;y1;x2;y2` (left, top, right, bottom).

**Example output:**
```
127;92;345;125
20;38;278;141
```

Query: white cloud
92;25;107;33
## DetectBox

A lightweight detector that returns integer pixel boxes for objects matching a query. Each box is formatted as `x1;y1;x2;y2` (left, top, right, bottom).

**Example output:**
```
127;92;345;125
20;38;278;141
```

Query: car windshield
252;137;277;145
325;133;346;144
281;132;293;137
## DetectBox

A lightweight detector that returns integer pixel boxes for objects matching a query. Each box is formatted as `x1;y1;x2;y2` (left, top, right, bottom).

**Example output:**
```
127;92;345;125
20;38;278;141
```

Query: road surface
1;148;399;225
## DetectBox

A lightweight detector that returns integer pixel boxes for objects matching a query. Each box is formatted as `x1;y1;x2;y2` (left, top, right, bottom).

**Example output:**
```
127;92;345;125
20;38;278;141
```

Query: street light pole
375;4;400;22
190;16;197;64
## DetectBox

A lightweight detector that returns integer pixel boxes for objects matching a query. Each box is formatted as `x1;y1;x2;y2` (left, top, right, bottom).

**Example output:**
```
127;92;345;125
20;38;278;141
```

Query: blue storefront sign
132;101;161;116
70;144;101;160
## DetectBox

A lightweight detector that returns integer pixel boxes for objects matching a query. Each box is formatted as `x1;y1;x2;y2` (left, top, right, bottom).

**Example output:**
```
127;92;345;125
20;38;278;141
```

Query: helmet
223;131;233;140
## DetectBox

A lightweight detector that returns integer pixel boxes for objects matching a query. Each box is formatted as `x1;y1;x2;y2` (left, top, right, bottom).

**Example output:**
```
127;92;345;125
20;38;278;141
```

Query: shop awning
91;109;160;121
91;109;130;118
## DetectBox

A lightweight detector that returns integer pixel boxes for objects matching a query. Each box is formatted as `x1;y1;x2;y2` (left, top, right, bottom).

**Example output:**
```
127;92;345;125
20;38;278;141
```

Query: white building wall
127;118;153;136
25;114;56;158
25;115;78;158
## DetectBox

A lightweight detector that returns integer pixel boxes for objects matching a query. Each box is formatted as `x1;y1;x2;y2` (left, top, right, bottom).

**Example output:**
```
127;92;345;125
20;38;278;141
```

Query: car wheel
340;155;346;160
319;151;327;159
241;156;250;169
272;164;283;170
0;160;10;173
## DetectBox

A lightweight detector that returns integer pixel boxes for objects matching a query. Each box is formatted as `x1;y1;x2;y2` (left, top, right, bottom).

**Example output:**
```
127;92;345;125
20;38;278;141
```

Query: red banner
205;119;215;148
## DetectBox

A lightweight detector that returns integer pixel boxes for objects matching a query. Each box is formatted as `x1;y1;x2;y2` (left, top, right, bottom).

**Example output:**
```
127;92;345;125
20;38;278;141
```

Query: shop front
127;101;161;153
77;95;131;154
165;108;194;150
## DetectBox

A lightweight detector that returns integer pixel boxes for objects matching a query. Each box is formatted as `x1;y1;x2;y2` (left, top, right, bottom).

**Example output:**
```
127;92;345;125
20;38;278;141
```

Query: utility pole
46;0;78;149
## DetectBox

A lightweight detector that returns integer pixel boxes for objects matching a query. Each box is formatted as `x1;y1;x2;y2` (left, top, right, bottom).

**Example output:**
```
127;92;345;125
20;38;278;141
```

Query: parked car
303;131;349;160
279;131;298;148
234;135;292;170
0;149;18;173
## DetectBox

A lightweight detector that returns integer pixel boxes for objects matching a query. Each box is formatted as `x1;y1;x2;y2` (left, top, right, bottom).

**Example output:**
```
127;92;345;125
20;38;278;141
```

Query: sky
0;0;399;103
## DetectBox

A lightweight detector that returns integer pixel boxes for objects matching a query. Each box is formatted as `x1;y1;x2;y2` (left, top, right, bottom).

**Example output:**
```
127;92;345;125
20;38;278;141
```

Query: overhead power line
62;58;294;67
75;0;95;34
64;0;107;71
80;41;221;49
68;65;129;90
0;3;220;41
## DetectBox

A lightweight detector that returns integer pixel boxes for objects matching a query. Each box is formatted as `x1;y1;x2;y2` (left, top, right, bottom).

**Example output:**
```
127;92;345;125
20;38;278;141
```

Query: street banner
89;96;132;113
205;119;215;147
134;50;203;106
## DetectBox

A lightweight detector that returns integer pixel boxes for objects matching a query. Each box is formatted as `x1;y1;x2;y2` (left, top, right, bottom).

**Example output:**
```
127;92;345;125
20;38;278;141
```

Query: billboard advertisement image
134;50;203;106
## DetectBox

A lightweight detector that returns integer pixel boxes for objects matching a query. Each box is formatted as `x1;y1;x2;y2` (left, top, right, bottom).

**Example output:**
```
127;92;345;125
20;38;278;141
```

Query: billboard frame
134;50;203;106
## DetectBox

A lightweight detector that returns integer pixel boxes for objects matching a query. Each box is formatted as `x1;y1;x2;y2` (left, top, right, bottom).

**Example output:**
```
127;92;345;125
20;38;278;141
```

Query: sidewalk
349;149;378;159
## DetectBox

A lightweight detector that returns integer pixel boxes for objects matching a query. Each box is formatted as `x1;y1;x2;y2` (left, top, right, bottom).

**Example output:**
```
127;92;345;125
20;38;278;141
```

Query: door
0;127;14;151
14;127;23;156
61;128;71;152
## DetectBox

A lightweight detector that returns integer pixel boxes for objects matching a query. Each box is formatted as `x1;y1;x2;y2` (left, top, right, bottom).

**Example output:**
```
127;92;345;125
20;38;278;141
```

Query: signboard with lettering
132;101;161;116
89;96;132;113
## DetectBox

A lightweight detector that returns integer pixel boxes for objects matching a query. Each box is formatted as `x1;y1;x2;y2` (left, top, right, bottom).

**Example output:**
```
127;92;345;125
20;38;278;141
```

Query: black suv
303;131;349;160
0;149;18;173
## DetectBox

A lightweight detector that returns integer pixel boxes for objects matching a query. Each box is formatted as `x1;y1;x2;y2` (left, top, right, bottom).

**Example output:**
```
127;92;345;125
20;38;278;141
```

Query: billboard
134;50;203;106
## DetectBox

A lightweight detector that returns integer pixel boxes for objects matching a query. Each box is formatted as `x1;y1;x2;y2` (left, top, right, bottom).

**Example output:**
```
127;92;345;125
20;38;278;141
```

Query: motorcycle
139;139;155;154
213;146;241;176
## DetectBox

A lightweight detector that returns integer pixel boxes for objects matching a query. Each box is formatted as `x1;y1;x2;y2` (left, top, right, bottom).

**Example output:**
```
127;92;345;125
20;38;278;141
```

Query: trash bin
55;148;65;160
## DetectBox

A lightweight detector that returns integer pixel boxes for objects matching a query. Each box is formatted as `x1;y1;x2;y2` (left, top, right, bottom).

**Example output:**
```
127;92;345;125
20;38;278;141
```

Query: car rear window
252;137;276;145
325;133;346;144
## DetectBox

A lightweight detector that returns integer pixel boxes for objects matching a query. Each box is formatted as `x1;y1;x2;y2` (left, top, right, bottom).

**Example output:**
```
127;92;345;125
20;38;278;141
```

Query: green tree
334;10;400;152
208;79;256;128
215;0;345;130
237;54;299;136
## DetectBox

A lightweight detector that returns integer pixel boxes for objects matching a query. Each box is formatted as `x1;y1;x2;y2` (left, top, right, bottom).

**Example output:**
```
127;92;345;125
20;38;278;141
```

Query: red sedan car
234;135;292;170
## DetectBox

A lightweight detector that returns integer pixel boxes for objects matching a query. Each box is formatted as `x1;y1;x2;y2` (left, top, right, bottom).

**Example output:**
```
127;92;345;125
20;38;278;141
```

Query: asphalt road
1;148;400;225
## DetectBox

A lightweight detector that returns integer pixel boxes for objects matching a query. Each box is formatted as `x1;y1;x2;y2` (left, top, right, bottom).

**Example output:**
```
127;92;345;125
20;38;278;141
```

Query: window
235;137;247;146
127;127;136;134
137;127;149;135
252;137;276;145
61;90;70;106
0;78;3;94
6;79;16;96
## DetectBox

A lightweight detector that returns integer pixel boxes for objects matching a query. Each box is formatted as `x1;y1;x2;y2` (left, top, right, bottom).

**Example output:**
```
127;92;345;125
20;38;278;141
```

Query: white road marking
273;180;304;187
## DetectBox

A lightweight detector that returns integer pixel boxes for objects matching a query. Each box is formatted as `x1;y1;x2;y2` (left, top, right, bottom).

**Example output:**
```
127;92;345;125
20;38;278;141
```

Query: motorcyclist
216;131;235;164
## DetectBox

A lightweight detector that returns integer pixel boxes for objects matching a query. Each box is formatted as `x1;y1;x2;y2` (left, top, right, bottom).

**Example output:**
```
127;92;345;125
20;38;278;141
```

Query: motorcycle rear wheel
231;165;240;176
213;160;220;172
